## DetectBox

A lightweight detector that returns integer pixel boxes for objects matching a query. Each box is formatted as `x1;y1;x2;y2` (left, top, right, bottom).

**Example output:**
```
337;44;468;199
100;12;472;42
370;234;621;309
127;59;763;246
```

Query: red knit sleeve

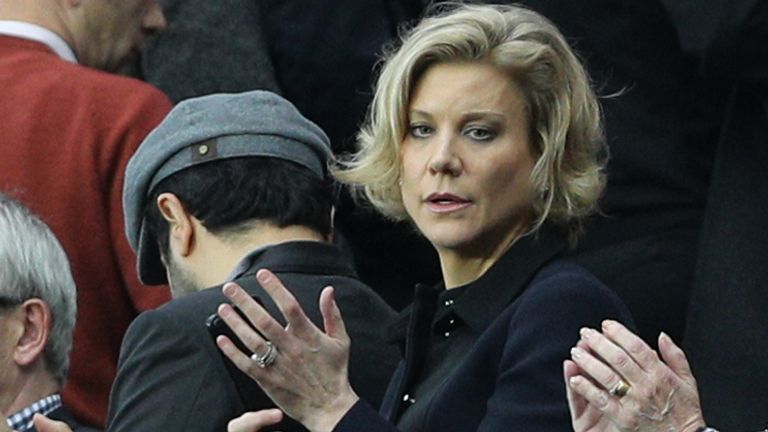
102;83;173;311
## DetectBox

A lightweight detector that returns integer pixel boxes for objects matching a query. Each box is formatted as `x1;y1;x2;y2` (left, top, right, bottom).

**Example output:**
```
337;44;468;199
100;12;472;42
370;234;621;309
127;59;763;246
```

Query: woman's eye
465;127;496;141
408;124;434;138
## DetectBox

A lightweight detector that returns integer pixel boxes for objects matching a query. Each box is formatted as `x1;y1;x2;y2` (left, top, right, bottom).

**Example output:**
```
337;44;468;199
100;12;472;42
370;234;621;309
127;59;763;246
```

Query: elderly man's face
71;0;166;71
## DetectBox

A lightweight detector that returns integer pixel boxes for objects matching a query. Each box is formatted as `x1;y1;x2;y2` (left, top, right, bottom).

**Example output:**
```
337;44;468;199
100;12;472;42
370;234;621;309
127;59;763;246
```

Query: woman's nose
427;135;462;176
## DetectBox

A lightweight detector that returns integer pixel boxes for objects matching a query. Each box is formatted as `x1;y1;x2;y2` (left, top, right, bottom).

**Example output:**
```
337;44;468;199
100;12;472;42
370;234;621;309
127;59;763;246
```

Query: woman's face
400;62;536;260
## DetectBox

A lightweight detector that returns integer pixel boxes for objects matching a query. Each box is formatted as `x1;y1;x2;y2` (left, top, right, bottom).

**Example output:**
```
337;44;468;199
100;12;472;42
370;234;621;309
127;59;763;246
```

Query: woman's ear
13;299;51;367
156;193;194;257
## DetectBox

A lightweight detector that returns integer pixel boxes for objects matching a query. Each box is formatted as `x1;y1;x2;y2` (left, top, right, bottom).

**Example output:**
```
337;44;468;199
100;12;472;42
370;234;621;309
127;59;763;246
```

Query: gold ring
609;379;631;398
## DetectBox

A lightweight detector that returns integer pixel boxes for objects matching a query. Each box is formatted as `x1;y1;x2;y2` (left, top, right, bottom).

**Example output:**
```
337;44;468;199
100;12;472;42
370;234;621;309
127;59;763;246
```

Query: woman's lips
425;193;472;213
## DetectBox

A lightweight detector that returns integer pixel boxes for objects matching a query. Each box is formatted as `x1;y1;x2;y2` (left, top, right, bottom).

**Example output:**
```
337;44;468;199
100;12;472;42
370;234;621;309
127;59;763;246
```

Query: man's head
65;0;166;71
123;91;334;296
0;193;76;413
0;0;165;71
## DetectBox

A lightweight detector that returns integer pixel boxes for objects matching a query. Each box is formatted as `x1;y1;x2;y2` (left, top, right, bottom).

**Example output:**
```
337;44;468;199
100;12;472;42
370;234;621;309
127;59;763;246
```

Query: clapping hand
564;320;705;432
216;269;359;432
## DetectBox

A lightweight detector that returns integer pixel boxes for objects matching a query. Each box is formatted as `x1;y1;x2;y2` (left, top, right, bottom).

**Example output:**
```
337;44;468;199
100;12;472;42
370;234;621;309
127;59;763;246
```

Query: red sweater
0;36;172;427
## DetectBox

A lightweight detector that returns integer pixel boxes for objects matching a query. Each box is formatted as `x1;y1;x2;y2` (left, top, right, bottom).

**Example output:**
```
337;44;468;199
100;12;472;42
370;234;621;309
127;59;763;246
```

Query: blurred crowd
0;0;765;431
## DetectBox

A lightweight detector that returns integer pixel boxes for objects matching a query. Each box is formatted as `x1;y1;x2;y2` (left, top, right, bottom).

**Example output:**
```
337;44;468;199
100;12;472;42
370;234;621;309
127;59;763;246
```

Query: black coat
106;241;400;432
334;229;633;432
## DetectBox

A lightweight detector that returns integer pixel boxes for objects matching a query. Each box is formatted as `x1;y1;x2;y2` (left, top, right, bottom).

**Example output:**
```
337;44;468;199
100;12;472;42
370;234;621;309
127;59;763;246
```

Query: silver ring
250;341;278;368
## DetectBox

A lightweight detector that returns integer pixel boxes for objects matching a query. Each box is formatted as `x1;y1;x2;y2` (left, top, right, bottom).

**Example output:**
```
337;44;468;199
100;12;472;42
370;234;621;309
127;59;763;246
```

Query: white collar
0;21;77;63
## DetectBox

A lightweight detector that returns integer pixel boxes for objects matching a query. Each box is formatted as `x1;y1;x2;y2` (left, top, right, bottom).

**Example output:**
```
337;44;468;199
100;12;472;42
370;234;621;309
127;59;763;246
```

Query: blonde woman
216;4;632;431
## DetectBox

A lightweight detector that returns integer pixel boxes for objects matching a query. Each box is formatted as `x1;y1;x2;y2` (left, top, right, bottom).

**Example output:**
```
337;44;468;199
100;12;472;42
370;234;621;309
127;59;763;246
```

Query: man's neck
192;224;327;290
0;3;73;49
3;369;59;417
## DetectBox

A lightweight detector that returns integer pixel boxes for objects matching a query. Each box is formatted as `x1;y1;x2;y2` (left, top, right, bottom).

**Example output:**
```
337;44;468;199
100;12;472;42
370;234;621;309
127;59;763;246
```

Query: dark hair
144;157;334;258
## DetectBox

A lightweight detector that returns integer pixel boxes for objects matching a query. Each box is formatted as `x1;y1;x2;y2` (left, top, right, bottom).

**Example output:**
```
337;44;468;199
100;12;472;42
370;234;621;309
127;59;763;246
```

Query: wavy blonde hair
334;3;606;243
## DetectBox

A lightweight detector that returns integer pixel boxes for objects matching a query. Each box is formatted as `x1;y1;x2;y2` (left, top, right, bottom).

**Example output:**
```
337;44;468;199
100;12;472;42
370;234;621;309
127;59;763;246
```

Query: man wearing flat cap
106;90;399;432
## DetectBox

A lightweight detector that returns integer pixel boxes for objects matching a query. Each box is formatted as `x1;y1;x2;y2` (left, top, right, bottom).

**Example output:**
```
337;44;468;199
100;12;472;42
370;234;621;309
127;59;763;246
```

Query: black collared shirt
387;226;567;431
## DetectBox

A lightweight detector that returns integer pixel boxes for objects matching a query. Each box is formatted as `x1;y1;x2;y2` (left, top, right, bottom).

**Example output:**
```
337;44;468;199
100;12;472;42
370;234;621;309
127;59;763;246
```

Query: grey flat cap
123;90;332;285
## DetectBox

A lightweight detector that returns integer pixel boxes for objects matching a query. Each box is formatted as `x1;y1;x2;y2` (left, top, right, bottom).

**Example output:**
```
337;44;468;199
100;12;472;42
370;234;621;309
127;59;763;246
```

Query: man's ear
13;299;51;367
156;193;194;257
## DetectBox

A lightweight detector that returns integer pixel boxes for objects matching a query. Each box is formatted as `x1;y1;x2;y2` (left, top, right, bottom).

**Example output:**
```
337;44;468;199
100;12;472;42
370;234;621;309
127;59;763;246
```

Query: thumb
227;409;284;432
32;414;73;432
658;332;695;383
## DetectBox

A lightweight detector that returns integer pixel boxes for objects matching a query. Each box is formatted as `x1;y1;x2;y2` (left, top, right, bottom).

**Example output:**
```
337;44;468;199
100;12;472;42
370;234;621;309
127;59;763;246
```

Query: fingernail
569;376;582;386
217;303;229;316
580;327;595;340
571;347;582;359
257;269;271;283
602;319;617;330
222;283;236;296
659;331;671;346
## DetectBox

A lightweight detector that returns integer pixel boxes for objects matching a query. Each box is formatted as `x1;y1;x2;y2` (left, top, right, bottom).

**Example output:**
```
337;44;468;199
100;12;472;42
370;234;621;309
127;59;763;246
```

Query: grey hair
334;3;606;244
0;193;77;384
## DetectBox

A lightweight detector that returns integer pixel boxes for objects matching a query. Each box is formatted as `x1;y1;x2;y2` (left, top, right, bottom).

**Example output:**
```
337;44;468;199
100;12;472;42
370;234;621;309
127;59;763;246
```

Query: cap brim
137;223;168;286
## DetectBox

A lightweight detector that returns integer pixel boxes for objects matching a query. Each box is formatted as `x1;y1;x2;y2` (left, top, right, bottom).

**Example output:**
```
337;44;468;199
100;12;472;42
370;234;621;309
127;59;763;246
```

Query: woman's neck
437;224;529;289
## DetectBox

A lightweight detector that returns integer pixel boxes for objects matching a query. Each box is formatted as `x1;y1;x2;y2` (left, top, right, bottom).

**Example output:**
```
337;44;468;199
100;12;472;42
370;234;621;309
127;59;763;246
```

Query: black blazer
334;231;634;432
106;242;400;432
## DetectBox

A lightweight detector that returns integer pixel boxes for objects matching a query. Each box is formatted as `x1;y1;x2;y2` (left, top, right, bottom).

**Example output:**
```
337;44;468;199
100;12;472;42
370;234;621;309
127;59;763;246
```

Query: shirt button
444;299;455;307
444;331;451;338
449;318;455;325
402;394;416;404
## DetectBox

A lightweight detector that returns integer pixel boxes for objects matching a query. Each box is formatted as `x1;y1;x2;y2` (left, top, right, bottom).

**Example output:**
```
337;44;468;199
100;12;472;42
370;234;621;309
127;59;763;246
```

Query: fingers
570;342;631;396
567;370;620;418
222;280;286;344
320;287;348;341
658;332;695;382
227;409;284;432
563;360;588;422
601;320;659;372
216;332;259;376
217;293;271;353
32;414;74;432
578;327;645;385
255;269;315;339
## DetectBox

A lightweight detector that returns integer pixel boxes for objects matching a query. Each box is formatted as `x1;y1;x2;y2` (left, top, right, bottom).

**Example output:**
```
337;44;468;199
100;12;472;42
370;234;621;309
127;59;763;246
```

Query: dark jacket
106;241;400;432
334;229;633;432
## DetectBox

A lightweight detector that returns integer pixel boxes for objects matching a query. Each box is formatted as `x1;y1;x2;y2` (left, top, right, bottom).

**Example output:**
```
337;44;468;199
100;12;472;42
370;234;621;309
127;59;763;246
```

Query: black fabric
139;0;280;102
106;241;400;432
649;1;768;429
684;85;768;431
334;232;634;432
393;227;566;429
481;0;725;347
